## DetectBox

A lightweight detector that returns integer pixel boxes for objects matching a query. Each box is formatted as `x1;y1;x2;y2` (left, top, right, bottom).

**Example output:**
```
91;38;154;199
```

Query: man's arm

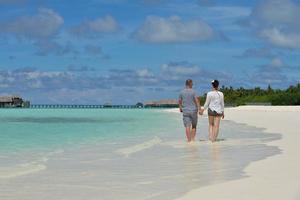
178;93;183;112
194;96;200;112
178;99;183;112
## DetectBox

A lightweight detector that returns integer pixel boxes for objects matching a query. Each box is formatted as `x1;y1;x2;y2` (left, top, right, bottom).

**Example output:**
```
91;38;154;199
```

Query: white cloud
160;62;197;82
34;40;78;56
161;62;201;78
252;0;300;25
133;15;215;43
237;47;275;59
249;0;300;48
136;69;154;78
87;16;119;32
0;8;63;39
270;57;284;68
260;28;300;49
246;56;299;87
0;62;234;104
70;15;120;38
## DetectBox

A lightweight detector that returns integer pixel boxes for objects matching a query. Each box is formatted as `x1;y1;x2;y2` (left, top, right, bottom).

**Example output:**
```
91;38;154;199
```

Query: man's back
179;88;197;113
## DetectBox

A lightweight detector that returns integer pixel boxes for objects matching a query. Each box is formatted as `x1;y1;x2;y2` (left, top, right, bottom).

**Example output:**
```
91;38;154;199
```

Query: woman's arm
221;93;225;119
203;93;211;110
200;93;210;115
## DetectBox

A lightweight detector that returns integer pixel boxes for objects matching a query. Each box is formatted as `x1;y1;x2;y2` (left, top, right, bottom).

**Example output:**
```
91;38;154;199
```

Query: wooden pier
30;104;144;109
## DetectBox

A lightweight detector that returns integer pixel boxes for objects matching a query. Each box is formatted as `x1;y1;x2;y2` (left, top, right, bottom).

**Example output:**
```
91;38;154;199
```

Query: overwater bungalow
135;102;144;108
144;99;178;108
0;96;30;108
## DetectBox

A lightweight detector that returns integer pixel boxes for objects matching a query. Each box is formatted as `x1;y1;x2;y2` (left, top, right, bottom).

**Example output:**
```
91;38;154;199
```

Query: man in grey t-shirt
178;79;200;142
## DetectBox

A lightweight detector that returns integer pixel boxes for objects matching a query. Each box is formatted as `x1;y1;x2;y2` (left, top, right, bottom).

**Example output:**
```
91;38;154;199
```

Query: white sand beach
1;107;299;200
171;106;300;200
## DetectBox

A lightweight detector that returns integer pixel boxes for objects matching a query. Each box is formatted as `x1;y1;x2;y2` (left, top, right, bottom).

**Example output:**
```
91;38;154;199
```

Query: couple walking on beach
178;79;225;143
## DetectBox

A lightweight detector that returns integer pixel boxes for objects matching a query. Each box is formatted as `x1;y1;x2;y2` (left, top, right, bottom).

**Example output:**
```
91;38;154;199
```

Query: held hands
197;108;224;118
199;108;204;115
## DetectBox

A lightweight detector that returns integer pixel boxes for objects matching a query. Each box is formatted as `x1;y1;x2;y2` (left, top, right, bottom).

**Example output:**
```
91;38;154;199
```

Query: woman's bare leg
213;116;221;141
208;116;214;141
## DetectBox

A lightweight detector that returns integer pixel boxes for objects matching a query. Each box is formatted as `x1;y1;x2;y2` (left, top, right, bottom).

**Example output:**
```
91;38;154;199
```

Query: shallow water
0;109;281;200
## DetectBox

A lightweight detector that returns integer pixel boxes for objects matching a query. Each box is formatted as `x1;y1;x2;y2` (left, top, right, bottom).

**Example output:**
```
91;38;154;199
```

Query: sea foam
0;161;46;179
115;136;162;157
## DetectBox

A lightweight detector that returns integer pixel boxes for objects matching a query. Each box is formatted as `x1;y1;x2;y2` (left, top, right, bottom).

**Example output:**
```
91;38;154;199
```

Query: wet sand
175;106;300;200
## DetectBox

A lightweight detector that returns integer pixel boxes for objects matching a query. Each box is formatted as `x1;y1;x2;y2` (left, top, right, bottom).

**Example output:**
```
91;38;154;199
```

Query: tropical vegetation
199;84;300;106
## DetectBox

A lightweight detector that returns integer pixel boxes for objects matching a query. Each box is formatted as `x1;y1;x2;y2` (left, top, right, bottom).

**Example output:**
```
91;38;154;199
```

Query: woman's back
205;91;224;114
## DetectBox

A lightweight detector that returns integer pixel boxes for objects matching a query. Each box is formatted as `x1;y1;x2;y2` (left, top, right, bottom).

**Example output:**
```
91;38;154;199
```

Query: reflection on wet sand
210;143;223;182
183;142;223;188
183;144;200;188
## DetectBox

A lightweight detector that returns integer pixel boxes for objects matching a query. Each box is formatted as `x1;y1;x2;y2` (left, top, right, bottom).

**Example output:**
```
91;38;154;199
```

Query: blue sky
0;0;299;104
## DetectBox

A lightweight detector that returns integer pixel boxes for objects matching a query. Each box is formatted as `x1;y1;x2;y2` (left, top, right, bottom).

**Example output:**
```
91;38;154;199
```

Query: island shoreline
166;106;300;200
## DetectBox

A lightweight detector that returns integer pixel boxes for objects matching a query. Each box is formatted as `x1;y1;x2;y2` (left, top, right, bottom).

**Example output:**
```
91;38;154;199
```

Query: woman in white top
200;80;224;142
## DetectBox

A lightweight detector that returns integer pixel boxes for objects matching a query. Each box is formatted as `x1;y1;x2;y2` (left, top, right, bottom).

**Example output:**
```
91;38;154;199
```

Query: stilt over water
30;104;140;109
29;104;179;109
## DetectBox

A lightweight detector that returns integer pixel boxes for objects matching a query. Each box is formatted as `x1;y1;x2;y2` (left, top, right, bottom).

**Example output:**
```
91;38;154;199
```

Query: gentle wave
0;150;64;179
160;138;264;149
0;161;46;179
115;136;162;157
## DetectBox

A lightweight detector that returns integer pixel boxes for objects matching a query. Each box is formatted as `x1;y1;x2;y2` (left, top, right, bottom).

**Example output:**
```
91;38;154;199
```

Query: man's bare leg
185;126;192;142
191;127;196;141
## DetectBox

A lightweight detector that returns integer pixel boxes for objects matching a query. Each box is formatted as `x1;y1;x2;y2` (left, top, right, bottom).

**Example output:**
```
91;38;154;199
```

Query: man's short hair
211;80;219;88
185;79;193;87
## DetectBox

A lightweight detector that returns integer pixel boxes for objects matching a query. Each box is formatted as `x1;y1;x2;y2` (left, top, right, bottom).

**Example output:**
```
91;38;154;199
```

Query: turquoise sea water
0;109;281;200
0;109;176;152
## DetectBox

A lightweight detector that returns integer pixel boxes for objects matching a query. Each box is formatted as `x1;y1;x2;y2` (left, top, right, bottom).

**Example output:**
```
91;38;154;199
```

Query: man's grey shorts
182;112;198;128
